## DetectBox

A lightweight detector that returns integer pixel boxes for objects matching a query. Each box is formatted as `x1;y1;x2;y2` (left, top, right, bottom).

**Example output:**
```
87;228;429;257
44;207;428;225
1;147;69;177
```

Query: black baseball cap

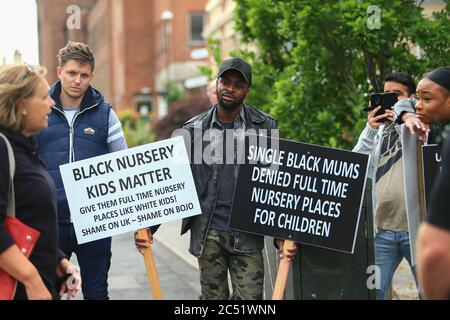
217;57;252;86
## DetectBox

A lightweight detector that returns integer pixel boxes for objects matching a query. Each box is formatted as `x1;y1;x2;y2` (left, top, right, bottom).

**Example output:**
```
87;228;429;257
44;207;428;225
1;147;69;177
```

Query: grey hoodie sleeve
393;98;417;124
353;124;380;179
352;124;378;155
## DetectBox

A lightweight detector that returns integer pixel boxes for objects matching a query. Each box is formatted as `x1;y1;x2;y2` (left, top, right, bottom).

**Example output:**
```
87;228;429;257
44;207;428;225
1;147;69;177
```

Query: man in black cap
176;57;296;299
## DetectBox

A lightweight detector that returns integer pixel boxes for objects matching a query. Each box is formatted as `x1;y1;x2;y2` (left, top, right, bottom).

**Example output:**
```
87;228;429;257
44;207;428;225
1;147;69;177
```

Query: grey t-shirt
210;122;235;231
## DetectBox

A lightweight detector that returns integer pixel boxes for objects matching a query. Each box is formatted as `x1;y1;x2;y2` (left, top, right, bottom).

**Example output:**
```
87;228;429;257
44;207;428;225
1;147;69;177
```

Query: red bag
0;217;41;299
0;133;41;300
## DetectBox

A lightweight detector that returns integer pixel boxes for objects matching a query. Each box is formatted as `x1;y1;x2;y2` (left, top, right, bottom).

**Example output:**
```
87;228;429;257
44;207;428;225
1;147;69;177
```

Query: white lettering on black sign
229;135;369;253
422;144;441;214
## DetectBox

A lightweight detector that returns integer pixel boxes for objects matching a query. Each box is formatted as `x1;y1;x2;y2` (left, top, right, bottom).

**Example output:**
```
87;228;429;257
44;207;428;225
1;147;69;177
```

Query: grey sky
0;0;39;64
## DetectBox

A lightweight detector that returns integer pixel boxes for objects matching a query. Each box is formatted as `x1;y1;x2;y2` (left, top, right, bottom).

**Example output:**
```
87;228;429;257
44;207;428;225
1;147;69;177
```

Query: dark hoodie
0;127;61;299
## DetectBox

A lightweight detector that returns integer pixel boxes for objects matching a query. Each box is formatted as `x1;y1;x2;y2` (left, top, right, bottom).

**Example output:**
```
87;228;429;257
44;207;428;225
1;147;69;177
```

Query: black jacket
0;127;61;299
180;104;277;257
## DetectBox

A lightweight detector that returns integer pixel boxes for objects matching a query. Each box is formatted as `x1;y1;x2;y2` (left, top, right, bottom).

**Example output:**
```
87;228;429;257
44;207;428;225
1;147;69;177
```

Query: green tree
234;0;450;149
117;108;154;147
199;38;223;80
166;82;186;106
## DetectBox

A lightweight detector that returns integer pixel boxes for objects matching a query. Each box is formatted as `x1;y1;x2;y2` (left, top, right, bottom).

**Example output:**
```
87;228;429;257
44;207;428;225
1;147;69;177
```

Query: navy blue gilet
36;81;111;223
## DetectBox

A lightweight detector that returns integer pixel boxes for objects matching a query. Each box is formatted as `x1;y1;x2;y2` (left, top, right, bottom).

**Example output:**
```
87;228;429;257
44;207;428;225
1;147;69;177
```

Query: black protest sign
422;144;441;214
229;135;369;253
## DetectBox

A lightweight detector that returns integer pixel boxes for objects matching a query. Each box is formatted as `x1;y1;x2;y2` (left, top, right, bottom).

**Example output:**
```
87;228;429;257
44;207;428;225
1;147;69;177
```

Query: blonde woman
0;64;80;300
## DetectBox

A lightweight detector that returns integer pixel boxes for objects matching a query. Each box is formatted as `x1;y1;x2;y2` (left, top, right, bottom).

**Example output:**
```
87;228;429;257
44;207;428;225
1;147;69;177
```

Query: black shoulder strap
0;133;16;217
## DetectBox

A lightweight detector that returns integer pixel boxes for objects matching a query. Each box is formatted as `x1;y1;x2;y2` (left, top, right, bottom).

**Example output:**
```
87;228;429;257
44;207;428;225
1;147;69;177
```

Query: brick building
37;0;94;84
36;0;208;118
203;0;240;74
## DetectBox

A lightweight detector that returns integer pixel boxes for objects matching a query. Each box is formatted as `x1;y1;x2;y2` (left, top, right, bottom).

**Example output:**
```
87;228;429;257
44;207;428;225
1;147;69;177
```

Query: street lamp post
161;10;173;89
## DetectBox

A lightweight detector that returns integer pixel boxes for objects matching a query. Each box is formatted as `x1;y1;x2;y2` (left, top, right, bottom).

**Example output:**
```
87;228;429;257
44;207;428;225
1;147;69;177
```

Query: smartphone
369;92;398;122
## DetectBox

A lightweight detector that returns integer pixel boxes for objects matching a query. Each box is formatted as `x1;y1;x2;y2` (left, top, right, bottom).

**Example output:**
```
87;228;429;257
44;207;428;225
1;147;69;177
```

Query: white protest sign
60;136;201;244
401;125;422;266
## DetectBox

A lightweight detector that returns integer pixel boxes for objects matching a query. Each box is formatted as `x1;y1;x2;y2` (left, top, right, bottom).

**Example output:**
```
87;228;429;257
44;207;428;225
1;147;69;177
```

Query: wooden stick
272;240;296;300
137;228;163;300
417;139;426;222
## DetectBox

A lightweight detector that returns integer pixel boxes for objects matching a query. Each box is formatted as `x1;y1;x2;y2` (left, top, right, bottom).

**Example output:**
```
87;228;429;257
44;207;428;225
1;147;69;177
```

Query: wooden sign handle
416;139;426;221
272;240;296;300
137;228;164;300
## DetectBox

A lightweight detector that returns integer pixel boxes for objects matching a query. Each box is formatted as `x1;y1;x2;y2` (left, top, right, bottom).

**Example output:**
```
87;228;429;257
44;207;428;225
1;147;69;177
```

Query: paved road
71;220;201;300
392;259;419;300
69;219;418;300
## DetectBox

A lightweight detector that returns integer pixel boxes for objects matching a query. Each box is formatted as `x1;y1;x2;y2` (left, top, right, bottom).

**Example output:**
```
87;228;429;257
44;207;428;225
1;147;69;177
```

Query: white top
62;107;127;152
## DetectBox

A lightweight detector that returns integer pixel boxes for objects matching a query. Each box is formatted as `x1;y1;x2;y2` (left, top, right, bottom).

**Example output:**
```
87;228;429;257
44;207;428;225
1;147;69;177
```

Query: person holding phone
353;72;418;300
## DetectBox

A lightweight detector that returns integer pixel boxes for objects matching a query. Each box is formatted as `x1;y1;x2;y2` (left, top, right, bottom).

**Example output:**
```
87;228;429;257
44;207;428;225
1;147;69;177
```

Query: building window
189;13;206;45
133;91;153;116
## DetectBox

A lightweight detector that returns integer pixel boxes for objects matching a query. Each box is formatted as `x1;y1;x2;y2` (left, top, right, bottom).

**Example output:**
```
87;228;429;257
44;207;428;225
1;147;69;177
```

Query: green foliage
117;108;154;148
234;0;450;149
198;37;224;80
166;82;185;107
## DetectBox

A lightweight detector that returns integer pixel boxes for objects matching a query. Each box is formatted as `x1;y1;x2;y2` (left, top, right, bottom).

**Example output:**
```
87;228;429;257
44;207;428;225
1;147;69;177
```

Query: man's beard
218;95;244;110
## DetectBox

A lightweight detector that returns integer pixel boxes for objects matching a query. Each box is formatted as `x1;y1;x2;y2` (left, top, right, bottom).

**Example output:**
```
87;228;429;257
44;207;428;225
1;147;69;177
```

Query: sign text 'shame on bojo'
60;136;201;244
229;134;370;253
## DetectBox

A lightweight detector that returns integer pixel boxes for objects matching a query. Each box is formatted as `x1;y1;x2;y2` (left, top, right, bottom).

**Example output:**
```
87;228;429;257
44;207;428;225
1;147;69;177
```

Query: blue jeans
58;223;112;300
375;229;418;300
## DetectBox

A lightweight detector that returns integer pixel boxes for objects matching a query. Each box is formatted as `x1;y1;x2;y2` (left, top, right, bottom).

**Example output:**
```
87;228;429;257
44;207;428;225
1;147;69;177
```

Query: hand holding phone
364;92;398;123
366;106;390;129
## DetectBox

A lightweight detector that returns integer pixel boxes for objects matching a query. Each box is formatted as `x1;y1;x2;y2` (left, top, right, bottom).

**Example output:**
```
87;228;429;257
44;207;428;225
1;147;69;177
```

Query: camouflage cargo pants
198;229;264;300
